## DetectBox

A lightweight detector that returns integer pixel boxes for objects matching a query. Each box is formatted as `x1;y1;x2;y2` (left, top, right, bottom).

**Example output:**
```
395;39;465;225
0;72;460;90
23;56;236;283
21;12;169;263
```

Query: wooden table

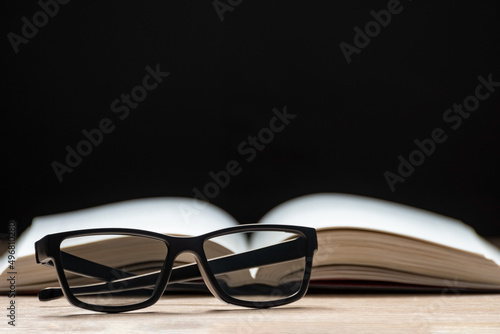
5;293;500;333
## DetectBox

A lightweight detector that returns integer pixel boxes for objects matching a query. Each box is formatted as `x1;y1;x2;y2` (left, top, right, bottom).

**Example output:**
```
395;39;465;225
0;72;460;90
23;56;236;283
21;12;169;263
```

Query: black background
4;1;500;238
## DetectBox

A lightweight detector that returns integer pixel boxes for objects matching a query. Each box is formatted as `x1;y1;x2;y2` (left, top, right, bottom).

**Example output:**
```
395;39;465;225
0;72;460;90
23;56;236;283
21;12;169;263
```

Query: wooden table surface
4;293;500;333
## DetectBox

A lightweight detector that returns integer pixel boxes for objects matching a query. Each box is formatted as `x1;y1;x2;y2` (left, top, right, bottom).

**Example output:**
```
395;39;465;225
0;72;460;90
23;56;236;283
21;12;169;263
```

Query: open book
2;193;500;293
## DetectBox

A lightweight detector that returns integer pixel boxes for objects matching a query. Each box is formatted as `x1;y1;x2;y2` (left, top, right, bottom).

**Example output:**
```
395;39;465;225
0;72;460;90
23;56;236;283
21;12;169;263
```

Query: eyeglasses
35;224;317;313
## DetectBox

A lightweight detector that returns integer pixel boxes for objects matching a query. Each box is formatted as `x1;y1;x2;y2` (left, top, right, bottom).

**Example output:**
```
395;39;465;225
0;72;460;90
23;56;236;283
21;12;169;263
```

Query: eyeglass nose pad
194;257;227;305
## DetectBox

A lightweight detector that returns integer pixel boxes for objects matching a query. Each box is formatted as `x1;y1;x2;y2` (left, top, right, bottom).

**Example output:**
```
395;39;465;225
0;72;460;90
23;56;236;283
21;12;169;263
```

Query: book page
258;193;500;264
0;197;244;278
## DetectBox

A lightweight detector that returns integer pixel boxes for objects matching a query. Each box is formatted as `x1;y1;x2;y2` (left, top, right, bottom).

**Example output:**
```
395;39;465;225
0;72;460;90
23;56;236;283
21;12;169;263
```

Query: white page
0;197;244;274
258;193;500;264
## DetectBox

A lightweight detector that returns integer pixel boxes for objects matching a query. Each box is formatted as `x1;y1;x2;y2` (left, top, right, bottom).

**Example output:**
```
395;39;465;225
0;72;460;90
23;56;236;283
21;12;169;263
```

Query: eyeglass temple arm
38;237;306;301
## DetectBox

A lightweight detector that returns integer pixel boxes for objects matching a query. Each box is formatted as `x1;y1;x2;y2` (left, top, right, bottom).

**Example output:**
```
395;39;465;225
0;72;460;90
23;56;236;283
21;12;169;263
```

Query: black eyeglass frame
35;224;317;313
